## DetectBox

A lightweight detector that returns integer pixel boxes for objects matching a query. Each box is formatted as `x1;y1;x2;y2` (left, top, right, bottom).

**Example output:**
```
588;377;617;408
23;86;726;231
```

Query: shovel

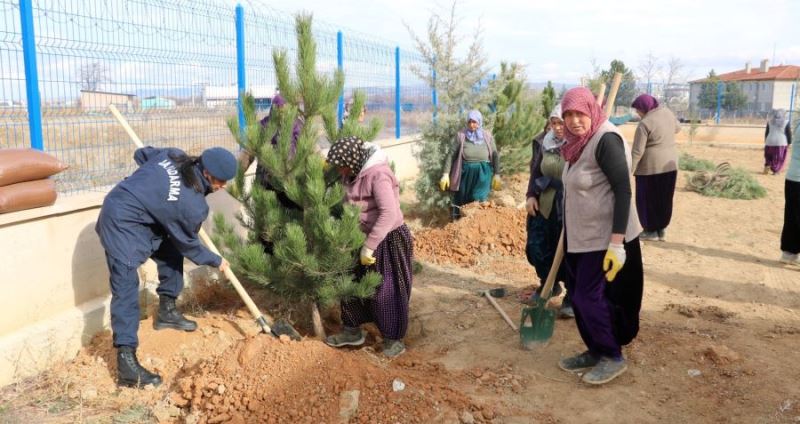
520;229;564;350
109;104;301;340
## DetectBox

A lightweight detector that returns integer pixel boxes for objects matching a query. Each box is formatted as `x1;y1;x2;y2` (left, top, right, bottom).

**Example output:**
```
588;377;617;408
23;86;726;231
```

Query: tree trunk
311;302;326;339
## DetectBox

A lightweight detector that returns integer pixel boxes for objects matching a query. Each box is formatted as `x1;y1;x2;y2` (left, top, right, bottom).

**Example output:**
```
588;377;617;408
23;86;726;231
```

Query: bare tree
79;62;109;91
638;51;662;86
665;56;685;86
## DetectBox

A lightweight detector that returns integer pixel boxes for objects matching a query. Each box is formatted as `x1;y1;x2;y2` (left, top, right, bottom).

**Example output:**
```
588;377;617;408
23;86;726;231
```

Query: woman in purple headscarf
238;93;306;252
630;94;680;241
438;110;501;220
764;109;792;175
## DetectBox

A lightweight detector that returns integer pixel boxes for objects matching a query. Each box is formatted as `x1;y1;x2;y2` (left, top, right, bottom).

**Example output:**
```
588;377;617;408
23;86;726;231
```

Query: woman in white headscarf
764;109;792;175
522;104;572;318
439;110;501;220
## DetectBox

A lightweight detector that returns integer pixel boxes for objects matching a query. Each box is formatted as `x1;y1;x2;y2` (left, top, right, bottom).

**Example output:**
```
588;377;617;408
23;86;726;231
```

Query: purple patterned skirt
341;224;413;340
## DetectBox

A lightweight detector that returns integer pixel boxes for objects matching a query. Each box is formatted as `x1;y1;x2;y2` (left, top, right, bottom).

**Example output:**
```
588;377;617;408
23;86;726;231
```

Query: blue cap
201;147;237;181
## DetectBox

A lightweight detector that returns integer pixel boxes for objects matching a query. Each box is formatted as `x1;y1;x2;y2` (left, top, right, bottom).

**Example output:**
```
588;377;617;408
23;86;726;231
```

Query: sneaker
582;357;628;385
657;229;667;242
639;231;659;241
780;252;800;266
558;351;599;373
325;327;366;347
382;339;406;358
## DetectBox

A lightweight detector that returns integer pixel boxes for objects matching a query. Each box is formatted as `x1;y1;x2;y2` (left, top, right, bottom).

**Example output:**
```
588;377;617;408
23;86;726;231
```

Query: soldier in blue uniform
96;146;237;388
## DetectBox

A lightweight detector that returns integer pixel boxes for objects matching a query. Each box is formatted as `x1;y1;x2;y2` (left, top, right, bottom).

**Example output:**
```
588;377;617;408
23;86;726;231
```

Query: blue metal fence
0;0;433;194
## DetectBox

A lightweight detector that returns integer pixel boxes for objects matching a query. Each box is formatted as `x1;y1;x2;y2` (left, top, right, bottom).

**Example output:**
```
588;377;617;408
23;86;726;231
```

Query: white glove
360;246;376;266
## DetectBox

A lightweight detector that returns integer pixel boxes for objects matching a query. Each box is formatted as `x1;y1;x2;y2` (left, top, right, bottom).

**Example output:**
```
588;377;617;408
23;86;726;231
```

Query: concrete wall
0;134;421;387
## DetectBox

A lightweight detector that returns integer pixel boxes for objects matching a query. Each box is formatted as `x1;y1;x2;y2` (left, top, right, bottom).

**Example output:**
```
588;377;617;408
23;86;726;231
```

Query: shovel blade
519;297;556;350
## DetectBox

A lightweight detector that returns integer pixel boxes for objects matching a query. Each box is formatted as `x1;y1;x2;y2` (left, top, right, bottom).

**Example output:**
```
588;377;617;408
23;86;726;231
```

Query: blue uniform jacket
95;147;221;268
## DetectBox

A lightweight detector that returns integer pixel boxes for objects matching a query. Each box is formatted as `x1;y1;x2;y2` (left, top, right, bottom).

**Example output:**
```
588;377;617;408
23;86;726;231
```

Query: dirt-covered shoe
382;339;406;358
639;231;659;241
582;357;628;385
657;229;667;242
325;327;366;347
558;351;599;373
780;252;800;266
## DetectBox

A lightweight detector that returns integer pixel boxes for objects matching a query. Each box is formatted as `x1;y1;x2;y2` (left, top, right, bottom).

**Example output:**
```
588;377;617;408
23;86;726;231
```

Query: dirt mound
414;202;527;266
170;336;486;423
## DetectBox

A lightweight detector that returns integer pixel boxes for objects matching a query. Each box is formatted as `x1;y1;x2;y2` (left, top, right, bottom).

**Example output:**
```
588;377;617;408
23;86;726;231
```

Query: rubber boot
117;346;162;388
153;295;197;331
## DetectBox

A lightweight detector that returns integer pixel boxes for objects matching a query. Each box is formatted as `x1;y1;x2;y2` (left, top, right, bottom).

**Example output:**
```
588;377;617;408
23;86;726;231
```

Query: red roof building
689;59;799;114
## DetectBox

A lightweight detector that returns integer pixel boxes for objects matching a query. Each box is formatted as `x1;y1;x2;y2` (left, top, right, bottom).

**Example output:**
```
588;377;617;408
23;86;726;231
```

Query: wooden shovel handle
539;229;565;299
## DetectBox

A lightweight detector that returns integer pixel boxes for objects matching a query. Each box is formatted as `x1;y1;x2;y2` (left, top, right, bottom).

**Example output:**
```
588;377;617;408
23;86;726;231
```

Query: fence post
395;46;400;139
235;4;246;136
19;0;43;151
715;81;723;125
431;59;438;125
337;31;344;128
647;81;652;96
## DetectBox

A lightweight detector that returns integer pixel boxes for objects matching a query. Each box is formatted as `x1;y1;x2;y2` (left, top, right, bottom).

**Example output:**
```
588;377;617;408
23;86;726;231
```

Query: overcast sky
241;0;800;84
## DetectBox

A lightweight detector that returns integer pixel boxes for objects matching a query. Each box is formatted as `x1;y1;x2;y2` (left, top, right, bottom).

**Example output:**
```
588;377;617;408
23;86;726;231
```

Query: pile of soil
169;336;489;424
414;202;527;266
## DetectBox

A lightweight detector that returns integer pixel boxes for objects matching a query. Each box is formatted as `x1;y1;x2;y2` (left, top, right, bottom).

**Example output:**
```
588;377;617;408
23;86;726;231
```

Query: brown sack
0;148;68;187
0;179;58;213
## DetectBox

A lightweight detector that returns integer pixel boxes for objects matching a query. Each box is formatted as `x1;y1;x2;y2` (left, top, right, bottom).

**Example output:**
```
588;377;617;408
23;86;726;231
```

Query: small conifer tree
216;14;382;337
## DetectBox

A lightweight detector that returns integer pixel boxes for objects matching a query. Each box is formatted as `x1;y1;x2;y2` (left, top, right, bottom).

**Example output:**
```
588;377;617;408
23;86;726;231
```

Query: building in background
79;90;136;113
141;96;176;110
202;85;275;110
689;60;800;115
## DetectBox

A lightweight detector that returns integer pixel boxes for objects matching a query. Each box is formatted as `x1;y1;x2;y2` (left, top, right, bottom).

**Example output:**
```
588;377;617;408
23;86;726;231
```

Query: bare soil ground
1;144;799;423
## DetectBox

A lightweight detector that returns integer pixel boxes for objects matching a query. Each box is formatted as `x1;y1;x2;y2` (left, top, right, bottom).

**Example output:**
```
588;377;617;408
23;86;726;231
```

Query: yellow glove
439;174;450;191
322;159;330;171
492;175;502;191
603;243;627;282
360;246;376;266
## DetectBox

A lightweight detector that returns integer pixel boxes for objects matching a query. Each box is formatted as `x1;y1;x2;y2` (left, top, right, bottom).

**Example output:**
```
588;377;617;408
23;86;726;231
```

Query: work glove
603;242;627;282
360;246;376;266
439;174;450;191
492;175;502;191
525;197;538;216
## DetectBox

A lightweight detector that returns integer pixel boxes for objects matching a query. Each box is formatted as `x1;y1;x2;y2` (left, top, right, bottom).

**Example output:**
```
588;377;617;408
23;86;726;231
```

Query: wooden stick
604;72;623;117
595;82;607;107
108;104;274;336
484;290;518;331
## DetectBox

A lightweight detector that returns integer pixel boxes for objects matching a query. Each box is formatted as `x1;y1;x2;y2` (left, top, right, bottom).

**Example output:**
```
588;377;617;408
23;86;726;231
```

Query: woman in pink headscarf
556;87;643;386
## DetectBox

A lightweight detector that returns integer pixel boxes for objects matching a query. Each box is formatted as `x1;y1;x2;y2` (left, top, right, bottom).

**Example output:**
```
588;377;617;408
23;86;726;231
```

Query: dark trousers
782;179;800;254
525;214;569;302
564;238;643;360
106;240;184;348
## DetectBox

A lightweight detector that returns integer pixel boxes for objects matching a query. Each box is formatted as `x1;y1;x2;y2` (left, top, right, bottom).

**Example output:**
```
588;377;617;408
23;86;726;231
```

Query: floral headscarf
560;87;607;164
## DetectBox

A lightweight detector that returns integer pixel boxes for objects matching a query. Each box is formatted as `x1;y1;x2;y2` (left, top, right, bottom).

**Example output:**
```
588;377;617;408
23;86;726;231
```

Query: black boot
117;346;162;388
153;295;197;331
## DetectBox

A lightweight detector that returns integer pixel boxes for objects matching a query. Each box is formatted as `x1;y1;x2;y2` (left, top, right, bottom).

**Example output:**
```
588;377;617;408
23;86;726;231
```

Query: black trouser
781;179;800;254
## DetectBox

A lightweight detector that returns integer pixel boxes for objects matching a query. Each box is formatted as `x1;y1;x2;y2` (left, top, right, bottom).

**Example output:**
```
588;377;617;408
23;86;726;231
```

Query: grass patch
679;152;716;172
684;158;767;200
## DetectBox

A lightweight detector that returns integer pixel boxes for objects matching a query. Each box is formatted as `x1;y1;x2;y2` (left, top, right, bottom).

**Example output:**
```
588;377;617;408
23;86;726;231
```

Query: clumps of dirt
466;363;526;395
169;336;489;423
665;303;737;322
414;202;527;266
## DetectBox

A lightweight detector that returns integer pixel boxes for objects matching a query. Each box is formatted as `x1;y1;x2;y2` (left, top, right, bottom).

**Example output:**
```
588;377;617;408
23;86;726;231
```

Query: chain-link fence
0;0;434;193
